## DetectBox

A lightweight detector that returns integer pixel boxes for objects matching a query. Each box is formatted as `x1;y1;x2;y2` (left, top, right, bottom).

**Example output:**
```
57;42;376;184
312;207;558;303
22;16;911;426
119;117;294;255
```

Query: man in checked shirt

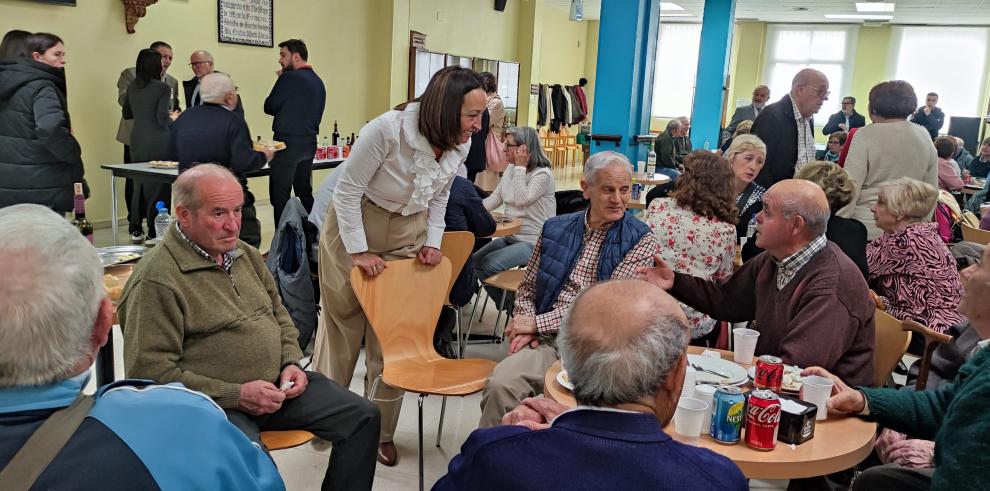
478;151;660;427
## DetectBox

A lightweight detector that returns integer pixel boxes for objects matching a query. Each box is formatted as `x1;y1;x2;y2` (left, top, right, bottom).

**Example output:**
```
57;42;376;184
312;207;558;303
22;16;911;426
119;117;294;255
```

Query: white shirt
791;97;817;165
333;103;471;253
483;164;555;244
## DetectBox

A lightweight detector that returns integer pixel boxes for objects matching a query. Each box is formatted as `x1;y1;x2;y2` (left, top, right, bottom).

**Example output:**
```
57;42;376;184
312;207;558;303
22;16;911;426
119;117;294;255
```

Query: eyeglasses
802;85;830;99
189;61;212;67
841;101;853;105
828;140;840;144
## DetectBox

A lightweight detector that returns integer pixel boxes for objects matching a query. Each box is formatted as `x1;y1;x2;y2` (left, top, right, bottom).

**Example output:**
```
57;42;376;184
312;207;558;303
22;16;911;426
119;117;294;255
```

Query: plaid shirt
774;234;826;289
791;97;817;166
515;213;660;335
175;223;236;273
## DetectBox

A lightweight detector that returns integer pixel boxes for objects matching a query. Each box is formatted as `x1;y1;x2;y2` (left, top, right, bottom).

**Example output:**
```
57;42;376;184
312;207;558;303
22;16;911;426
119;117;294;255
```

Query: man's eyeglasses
189;61;212;67
841;101;853;105
802;84;830;99
828;140;841;144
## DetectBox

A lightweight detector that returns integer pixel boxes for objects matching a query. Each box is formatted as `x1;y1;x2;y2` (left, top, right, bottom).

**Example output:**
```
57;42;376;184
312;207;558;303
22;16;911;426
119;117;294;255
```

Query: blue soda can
710;385;746;444
631;183;642;200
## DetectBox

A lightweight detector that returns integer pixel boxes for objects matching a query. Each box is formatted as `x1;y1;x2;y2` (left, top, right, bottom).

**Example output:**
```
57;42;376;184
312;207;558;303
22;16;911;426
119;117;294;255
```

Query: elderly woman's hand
514;143;530;166
877;429;935;468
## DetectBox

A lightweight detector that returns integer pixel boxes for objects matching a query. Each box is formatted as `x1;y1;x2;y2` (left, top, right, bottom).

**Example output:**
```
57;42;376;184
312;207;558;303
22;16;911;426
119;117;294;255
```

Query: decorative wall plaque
218;0;274;47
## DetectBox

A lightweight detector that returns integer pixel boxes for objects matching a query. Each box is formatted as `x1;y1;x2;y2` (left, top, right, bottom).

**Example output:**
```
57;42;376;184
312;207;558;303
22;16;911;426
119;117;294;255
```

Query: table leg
95;334;115;387
110;173;119;246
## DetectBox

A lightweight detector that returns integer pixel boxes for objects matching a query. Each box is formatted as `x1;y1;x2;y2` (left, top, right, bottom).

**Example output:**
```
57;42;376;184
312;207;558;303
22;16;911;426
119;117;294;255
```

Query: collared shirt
175;223;236;273
515;212;660;335
791;97;817;165
774;234;827;289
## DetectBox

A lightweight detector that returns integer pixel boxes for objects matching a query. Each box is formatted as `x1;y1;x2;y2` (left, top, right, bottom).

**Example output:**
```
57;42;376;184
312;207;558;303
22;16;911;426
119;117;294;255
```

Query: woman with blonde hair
868;177;964;351
723;134;767;241
645;151;737;345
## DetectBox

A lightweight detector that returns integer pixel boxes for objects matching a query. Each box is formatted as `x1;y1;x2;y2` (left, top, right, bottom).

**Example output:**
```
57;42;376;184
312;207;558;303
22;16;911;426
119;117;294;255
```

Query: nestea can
745;389;781;450
710;386;746;444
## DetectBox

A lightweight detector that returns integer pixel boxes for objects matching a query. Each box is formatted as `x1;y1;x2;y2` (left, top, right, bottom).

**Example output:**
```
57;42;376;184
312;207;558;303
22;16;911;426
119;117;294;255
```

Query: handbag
485;130;508;172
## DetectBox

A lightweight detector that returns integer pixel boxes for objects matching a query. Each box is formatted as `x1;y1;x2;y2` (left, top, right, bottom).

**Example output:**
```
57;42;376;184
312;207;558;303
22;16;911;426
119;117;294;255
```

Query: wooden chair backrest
901;319;954;391
350;258;451;365
873;309;912;387
961;223;990;245
440;231;475;302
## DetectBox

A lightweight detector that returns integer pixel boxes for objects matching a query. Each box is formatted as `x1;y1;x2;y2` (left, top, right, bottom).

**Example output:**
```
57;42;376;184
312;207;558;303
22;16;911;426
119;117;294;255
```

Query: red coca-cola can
745;389;781;451
754;355;783;393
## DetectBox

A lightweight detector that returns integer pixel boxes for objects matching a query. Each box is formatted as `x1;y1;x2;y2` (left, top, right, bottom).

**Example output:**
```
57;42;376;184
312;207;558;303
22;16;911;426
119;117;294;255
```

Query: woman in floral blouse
724;134;767;241
645;151;738;345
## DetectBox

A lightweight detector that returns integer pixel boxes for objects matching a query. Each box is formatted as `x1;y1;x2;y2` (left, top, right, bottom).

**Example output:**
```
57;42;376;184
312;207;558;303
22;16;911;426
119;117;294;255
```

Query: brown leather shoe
377;441;398;466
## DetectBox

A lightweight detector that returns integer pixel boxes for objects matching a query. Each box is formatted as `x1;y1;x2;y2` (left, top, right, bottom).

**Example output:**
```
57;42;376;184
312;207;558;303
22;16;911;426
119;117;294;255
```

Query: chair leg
464;288;487;347
368;374;382;402
418;393;425;491
477;288;490;322
493;291;507;340
436;395;447;448
453;306;462;359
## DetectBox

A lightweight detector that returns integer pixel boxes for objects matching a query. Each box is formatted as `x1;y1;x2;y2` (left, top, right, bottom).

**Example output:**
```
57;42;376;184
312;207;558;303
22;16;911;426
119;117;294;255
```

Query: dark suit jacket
167;103;266;182
183;75;244;118
434;409;747;491
752;94;813;188
822;110;866;135
464;109;490;172
444;177;496;306
722;103;759;143
912;106;945;140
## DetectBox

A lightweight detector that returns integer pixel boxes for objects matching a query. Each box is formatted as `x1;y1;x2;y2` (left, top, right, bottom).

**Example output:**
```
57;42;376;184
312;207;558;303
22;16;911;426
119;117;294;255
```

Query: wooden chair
468;269;526;342
901;319;954;390
351;258;496;491
873;310;913;387
260;430;315;451
440;231;475;358
961;223;990;245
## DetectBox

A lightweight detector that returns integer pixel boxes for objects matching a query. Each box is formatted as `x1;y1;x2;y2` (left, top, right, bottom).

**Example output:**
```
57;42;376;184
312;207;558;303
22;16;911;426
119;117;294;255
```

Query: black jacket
0;59;83;212
911;106;945;140
464;109;490;172
168;103;266;182
182;75;244;118
264;67;326;139
822;110;866;135
751;94;813;188
445;176;496;306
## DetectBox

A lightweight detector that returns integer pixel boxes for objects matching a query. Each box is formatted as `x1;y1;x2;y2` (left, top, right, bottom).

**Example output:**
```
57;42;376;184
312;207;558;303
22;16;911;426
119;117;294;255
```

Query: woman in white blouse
473;126;555;297
312;67;487;465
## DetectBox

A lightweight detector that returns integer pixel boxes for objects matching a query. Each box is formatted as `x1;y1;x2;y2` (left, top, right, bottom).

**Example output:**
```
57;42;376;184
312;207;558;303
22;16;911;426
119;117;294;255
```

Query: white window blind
651;23;702;118
762;25;857;125
892;26;988;130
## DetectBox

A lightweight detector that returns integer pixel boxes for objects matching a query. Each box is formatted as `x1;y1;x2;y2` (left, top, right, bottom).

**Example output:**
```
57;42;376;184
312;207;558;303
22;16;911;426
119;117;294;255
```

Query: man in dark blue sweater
264;38;326;225
168;73;272;247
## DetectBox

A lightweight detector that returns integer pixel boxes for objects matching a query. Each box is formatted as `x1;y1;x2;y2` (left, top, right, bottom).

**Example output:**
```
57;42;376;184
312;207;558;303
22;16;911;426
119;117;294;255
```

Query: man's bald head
173;163;239;212
790;68;829;118
767;179;830;238
559;280;690;407
189;50;215;79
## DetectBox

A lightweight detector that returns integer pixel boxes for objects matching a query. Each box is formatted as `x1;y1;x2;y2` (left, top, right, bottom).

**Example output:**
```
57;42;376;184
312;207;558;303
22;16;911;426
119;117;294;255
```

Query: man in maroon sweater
639;179;875;387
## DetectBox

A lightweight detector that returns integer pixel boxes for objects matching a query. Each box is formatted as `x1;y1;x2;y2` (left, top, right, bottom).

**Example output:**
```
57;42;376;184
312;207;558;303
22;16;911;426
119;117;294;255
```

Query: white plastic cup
800;375;834;421
732;328;760;364
680;365;697;398
693;384;717;435
674;397;709;443
637;160;646;173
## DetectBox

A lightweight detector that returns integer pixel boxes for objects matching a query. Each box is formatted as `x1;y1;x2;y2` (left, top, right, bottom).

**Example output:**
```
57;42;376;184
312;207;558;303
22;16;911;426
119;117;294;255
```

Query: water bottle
743;215;758;246
154;201;171;238
646;149;657;176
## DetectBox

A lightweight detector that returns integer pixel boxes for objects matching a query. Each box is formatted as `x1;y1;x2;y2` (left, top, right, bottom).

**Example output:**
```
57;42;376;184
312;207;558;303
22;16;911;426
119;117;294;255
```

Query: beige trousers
313;198;426;442
478;337;559;428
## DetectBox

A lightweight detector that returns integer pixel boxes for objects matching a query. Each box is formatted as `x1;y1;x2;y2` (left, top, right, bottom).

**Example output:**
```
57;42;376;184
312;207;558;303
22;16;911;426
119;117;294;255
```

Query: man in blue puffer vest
478;151;660;427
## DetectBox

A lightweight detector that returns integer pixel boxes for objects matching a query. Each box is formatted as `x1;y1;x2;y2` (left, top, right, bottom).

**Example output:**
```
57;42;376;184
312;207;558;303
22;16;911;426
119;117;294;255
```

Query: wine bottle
332;120;340;146
72;182;94;244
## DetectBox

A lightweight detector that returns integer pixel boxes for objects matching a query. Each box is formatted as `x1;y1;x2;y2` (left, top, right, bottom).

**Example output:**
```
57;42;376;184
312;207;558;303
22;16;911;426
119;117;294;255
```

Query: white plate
687;354;748;385
747;365;803;393
556;370;574;391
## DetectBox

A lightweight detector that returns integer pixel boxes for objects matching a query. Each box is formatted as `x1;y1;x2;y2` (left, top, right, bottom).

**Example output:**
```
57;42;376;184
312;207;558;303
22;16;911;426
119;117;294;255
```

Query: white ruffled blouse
333;102;471;254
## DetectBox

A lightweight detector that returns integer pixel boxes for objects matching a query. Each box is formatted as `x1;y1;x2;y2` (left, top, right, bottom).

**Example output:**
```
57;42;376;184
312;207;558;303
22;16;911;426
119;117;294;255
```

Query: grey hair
174;163;238;211
665;119;682;132
583;150;632;184
505;126;550;170
0;204;104;387
559;300;690;407
199;72;235;104
780;192;831;237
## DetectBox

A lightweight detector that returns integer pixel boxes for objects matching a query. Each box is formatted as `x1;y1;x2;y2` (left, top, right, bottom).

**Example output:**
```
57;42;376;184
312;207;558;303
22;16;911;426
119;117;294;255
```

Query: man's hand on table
637;254;675;290
505;316;539;354
502;397;567;430
801;366;866;414
279;364;308;399
239;380;286;415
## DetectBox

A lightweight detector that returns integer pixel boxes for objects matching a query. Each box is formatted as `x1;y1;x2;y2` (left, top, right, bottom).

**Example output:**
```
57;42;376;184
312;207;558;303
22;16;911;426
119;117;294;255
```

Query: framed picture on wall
218;0;273;48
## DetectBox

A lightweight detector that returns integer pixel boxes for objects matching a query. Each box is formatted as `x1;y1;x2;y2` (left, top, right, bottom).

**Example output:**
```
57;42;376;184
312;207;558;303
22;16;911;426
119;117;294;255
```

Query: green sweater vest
119;225;303;409
860;346;990;490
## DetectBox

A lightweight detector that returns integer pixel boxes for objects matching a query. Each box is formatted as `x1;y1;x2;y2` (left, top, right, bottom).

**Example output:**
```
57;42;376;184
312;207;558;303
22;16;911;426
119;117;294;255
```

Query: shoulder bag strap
0;394;95;491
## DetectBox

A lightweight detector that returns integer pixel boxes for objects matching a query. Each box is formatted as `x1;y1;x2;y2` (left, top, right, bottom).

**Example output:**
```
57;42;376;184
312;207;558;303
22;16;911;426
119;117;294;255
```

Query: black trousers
851;465;933;490
225;371;380;491
269;136;317;226
123;145;146;235
240;186;262;248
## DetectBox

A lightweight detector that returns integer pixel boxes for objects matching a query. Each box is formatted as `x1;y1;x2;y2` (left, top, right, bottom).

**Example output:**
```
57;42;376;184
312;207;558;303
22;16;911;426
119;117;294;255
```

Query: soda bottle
71;182;94;244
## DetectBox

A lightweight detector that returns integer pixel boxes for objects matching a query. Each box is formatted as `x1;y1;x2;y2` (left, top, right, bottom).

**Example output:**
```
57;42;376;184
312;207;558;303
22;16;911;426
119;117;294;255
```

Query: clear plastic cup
674;397;709;444
679;365;697;399
800;375;834;421
693;384;717;435
732;328;760;364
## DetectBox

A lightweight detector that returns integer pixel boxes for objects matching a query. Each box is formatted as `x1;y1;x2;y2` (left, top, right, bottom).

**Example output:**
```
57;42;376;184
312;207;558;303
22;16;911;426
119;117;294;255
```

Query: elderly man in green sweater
803;244;990;490
120;164;380;491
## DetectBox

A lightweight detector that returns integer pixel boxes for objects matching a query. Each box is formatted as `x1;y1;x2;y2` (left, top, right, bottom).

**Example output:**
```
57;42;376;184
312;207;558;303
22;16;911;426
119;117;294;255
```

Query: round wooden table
489;212;522;237
544;347;877;480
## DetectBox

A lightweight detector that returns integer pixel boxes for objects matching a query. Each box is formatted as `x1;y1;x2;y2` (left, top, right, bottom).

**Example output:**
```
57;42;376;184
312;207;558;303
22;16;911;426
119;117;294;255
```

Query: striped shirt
774;234;826;289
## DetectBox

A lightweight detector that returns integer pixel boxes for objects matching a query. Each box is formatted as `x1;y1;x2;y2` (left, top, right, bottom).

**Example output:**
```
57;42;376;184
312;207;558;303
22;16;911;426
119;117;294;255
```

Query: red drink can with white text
745;389;780;451
754;355;783;393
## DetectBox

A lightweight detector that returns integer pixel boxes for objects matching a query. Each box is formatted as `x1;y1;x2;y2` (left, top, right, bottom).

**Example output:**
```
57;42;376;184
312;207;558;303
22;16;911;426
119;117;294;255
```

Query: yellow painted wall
2;0;388;224
524;6;595;127
583;20;600;120
407;0;521;62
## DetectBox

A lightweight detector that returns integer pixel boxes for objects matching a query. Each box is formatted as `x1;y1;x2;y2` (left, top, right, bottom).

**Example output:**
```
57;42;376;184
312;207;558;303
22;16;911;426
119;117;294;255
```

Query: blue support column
590;0;660;167
690;0;737;151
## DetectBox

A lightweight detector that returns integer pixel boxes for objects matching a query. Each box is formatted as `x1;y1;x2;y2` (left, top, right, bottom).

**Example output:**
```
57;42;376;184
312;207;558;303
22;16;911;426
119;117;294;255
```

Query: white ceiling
544;0;990;25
